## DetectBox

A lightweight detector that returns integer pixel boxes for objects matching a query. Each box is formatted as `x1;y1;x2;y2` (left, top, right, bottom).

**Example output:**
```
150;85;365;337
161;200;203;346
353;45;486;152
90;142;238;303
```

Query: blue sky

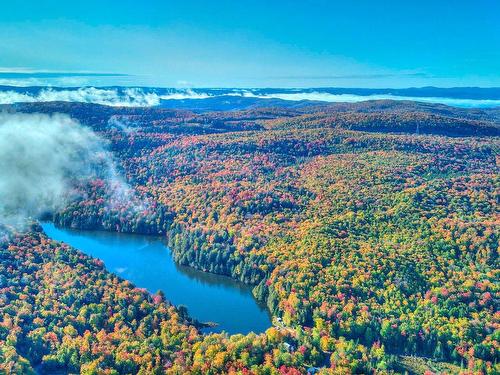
1;0;499;88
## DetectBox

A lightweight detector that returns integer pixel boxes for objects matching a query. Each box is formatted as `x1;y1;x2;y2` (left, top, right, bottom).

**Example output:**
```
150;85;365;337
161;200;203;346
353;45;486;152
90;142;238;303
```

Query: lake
41;223;272;335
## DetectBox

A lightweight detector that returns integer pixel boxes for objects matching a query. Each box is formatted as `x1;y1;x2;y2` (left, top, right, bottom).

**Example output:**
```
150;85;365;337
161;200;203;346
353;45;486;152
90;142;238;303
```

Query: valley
1;100;498;374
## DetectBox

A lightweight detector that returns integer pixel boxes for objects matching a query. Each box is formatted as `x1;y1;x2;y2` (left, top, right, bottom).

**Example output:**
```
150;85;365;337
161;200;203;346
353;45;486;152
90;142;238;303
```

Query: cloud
107;115;138;134
0;87;209;106
0;70;127;79
159;89;210;100
243;92;500;108
0;87;499;108
0;112;130;228
266;72;431;80
0;69;129;87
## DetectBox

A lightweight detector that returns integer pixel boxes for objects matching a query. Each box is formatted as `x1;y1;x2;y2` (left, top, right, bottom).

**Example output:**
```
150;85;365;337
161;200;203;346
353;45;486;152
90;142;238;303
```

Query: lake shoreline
41;222;272;335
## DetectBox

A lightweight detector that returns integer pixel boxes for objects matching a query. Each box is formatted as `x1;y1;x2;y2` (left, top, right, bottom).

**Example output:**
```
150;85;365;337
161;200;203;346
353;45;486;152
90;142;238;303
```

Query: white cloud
0;87;211;106
0;87;498;108
244;92;500;108
0;112;130;228
159;89;210;100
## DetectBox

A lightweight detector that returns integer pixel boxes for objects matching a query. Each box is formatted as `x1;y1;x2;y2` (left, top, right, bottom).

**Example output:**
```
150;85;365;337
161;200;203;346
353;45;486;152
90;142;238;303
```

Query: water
41;223;272;335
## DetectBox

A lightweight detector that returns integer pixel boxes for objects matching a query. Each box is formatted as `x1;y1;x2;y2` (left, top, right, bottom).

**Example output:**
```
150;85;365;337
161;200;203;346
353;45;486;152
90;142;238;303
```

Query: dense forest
1;100;498;374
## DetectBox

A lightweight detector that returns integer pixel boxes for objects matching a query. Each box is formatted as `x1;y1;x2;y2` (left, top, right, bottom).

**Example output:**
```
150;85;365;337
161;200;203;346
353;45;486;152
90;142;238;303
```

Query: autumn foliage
1;100;498;374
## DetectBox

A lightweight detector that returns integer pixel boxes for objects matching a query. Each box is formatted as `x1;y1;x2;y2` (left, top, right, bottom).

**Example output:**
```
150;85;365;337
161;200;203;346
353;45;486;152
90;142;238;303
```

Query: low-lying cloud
0;87;499;108
0;112;130;228
246;92;500;108
0;87;162;107
0;87;209;107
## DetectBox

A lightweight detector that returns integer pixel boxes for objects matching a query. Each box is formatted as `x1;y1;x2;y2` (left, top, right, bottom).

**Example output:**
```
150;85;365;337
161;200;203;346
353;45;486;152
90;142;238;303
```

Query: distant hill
1;85;500;109
4;99;499;137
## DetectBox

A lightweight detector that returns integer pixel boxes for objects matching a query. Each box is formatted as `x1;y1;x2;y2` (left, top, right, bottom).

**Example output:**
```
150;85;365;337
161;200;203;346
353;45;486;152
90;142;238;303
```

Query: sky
1;0;499;88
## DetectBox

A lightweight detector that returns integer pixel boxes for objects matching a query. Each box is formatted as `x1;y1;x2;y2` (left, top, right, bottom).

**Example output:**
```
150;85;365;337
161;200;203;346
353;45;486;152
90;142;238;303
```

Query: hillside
1;101;498;374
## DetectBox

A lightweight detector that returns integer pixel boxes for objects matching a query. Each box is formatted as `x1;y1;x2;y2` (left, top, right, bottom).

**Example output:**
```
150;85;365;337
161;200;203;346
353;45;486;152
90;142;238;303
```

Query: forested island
1;100;498;374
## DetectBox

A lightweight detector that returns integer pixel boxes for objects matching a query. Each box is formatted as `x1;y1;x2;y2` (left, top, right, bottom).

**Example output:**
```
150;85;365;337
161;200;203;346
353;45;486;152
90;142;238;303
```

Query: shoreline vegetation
40;221;272;335
1;99;498;374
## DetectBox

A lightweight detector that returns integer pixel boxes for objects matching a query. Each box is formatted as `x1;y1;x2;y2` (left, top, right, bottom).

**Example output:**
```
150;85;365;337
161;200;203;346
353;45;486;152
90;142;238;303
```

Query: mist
1;86;499;108
249;92;500;108
0;112;130;228
0;87;209;107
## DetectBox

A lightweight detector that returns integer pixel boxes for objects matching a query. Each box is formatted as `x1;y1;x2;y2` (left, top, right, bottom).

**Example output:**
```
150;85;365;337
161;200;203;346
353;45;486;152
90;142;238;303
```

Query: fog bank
0;112;129;228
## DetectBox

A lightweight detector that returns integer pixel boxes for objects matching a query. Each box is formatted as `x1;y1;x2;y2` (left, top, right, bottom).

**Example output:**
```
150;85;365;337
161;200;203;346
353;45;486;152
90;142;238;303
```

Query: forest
1;100;498;374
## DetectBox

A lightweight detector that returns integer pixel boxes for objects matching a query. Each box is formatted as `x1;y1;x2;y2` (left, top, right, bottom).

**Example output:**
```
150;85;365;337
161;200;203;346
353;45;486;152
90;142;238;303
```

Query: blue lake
41;223;272;335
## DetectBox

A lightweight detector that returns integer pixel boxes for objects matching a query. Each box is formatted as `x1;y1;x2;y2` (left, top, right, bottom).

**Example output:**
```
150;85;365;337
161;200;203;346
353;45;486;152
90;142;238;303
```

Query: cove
41;223;272;335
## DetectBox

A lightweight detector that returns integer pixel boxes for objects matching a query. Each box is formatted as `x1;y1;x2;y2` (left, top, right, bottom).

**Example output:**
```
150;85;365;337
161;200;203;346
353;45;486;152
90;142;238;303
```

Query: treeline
1;227;394;374
6;101;498;373
266;111;500;136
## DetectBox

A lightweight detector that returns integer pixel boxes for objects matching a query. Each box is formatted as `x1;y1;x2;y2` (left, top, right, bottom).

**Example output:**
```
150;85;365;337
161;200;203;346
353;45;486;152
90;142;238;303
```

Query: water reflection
41;223;272;335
